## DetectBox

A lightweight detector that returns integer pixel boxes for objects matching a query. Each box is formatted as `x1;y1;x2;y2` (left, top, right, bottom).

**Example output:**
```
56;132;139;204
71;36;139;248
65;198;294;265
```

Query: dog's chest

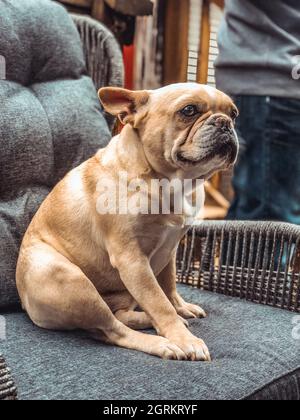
150;224;187;275
150;183;205;274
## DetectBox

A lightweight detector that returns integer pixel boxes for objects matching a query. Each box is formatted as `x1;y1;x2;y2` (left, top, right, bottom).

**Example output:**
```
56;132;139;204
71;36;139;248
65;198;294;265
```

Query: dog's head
99;83;239;179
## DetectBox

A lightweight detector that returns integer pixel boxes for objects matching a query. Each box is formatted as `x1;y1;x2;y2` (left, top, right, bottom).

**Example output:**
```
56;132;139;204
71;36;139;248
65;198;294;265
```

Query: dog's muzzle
176;113;239;167
205;114;239;164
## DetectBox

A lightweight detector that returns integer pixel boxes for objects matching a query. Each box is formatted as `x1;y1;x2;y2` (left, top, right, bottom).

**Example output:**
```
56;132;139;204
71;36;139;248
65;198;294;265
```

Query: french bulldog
17;83;238;361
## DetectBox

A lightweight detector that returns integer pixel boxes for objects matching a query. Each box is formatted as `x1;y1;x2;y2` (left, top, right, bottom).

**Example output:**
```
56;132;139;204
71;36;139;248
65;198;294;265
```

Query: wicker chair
0;13;124;402
2;12;299;401
177;221;300;313
71;14;124;131
0;355;17;401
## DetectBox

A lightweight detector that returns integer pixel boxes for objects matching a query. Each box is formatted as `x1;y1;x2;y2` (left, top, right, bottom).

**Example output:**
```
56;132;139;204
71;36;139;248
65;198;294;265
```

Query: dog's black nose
209;115;233;133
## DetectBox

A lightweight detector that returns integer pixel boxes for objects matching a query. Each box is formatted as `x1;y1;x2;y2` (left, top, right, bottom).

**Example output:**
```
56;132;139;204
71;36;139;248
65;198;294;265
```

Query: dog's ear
98;87;150;126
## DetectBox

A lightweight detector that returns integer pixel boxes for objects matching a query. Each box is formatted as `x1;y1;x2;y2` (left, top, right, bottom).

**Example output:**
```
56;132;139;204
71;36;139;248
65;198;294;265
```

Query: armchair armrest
0;355;17;400
177;221;300;313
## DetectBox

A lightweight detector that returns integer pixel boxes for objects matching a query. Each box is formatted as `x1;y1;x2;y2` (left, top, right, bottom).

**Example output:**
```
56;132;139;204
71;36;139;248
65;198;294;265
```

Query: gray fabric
0;0;111;308
1;285;300;400
246;369;300;401
215;0;300;99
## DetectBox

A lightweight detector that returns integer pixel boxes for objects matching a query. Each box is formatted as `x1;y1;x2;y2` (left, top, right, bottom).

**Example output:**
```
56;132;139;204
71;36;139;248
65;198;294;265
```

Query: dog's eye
180;105;198;117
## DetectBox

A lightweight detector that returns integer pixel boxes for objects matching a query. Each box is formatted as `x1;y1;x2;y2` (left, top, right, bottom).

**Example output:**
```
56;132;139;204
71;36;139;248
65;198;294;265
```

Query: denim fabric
228;96;300;223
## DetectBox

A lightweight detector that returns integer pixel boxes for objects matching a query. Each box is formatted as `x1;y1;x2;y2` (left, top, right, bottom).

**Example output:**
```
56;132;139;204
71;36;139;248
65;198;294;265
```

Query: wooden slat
92;0;106;21
205;181;230;210
163;0;190;85
60;0;153;16
203;205;227;220
59;0;92;7
197;0;210;84
104;0;153;16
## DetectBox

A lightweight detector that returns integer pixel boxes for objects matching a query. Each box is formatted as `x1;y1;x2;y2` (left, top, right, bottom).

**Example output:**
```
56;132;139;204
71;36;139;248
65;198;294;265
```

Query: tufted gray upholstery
0;0;111;308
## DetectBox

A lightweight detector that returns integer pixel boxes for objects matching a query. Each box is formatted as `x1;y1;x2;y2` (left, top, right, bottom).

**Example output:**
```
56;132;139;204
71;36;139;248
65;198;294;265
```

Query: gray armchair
1;1;299;402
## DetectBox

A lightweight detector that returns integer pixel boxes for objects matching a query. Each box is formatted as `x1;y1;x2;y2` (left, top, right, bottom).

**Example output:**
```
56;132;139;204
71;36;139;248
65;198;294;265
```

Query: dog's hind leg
17;243;186;360
115;309;189;330
114;310;153;330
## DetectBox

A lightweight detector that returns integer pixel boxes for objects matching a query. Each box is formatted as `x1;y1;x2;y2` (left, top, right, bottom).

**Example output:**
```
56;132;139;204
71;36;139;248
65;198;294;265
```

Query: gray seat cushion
0;0;111;308
1;285;300;400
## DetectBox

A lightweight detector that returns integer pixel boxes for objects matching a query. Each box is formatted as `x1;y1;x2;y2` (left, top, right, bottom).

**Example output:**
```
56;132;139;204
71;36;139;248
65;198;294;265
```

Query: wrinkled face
99;83;239;180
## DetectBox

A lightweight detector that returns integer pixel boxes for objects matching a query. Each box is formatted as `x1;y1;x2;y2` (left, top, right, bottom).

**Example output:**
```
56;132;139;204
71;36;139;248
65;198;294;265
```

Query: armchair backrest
71;14;124;130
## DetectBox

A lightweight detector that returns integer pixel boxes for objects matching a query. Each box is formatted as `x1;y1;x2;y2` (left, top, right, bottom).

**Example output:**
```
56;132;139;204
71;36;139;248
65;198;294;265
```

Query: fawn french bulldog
17;83;238;361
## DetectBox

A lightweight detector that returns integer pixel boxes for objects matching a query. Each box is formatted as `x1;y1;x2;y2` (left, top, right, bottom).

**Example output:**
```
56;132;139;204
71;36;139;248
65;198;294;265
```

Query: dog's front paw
167;332;211;362
170;293;207;320
178;315;189;327
150;337;188;361
175;301;207;320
